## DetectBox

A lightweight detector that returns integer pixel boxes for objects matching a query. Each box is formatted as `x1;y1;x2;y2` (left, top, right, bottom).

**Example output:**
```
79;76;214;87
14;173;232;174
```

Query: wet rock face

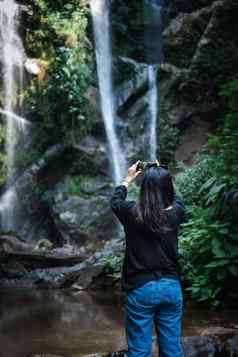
114;57;151;162
161;0;238;163
4;139;113;245
51;180;117;247
221;335;238;356
3;144;75;243
168;0;217;16
163;7;212;69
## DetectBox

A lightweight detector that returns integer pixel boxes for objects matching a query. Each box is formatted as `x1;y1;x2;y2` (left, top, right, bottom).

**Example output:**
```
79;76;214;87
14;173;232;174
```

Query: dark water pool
0;289;237;357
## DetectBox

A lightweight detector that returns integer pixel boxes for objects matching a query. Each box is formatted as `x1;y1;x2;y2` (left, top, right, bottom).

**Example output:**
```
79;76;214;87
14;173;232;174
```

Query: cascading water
90;0;126;184
144;0;165;161
148;65;158;161
0;0;27;231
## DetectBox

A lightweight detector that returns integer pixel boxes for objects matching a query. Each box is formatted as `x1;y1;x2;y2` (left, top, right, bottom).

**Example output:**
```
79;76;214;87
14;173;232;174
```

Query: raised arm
110;185;129;224
110;161;142;225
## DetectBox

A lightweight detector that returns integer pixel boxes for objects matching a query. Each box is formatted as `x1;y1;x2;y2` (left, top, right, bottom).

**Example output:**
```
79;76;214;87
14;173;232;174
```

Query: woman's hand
121;161;142;187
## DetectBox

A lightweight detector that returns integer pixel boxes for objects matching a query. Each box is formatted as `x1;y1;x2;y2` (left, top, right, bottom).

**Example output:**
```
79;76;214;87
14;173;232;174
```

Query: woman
110;160;185;357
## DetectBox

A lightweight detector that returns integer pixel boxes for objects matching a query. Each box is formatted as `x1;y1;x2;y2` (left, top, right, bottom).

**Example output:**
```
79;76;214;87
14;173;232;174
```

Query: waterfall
148;65;158;161
90;0;125;184
144;0;165;161
0;0;27;231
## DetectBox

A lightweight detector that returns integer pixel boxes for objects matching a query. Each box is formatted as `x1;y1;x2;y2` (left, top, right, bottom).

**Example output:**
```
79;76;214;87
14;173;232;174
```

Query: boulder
163;7;212;69
163;0;238;120
0;139;111;244
71;135;109;176
80;334;238;357
68;265;106;290
51;189;117;247
7;144;76;243
221;335;238;356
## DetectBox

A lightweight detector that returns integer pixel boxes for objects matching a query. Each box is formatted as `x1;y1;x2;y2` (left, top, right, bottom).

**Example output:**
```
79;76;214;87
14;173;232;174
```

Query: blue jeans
125;278;184;357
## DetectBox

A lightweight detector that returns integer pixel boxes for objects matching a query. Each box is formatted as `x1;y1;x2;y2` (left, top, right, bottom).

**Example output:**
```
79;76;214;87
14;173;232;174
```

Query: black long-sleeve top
110;185;185;292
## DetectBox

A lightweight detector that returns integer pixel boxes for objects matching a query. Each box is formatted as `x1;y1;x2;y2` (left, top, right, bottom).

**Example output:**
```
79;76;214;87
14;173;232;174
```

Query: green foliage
208;112;238;186
220;78;238;98
102;252;123;280
179;206;238;304
176;79;238;305
66;175;113;198
175;155;218;206
67;176;82;196
111;1;144;60
67;175;94;198
24;0;95;156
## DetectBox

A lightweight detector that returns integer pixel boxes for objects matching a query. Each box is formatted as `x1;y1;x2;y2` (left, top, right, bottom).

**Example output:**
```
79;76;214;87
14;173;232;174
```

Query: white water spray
144;0;165;161
148;65;158;161
90;0;125;184
0;0;27;231
0;109;30;127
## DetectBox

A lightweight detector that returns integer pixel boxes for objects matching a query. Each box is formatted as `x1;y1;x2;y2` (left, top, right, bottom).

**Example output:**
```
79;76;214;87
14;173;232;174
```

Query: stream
0;289;237;357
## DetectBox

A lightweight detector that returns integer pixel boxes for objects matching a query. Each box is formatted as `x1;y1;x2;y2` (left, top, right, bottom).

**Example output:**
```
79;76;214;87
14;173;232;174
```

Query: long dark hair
134;166;174;233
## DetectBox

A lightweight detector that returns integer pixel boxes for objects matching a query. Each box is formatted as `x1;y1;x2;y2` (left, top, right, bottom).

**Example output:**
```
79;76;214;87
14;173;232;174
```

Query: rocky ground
28;333;238;357
0;229;122;289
